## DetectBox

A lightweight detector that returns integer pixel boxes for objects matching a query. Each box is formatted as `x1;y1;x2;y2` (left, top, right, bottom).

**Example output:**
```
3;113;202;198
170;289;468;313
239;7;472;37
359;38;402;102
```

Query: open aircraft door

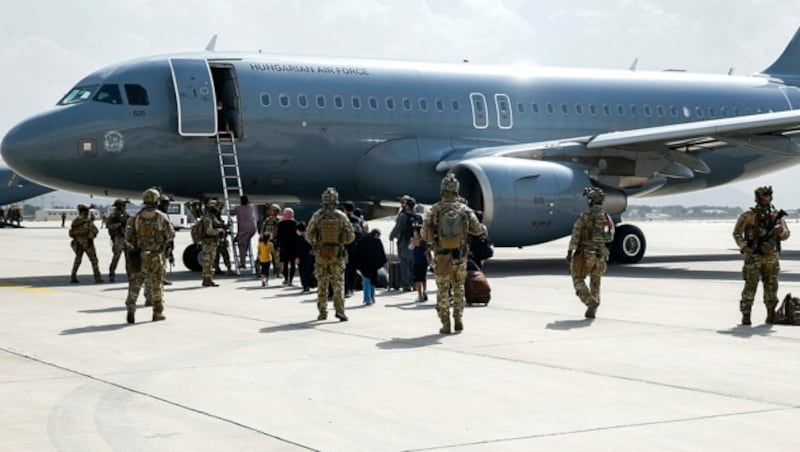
169;58;217;136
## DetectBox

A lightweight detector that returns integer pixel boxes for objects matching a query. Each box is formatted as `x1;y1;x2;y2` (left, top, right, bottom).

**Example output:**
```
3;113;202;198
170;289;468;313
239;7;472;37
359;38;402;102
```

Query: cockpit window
57;84;98;105
93;84;123;104
125;84;149;105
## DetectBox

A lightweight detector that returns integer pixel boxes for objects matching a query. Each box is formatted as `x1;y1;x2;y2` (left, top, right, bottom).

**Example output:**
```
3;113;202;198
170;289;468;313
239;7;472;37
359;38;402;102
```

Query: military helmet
321;187;339;206
270;203;281;214
754;185;773;200
207;199;220;209
440;173;460;195
142;188;161;205
583;187;605;205
77;204;89;213
113;198;128;207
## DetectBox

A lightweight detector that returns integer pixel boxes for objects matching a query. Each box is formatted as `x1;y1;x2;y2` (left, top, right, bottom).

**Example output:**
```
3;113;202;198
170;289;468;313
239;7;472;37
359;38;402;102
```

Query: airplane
4;29;800;269
0;166;53;206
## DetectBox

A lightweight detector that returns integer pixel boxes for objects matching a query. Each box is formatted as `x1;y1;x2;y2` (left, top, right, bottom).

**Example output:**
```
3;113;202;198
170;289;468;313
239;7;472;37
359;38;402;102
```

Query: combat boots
152;312;166;321
335;311;348;322
453;316;463;332
109;271;115;283
126;307;135;324
317;311;327;321
741;312;752;326
766;306;777;324
152;301;165;321
585;302;598;319
70;275;79;284
439;320;451;334
202;277;219;287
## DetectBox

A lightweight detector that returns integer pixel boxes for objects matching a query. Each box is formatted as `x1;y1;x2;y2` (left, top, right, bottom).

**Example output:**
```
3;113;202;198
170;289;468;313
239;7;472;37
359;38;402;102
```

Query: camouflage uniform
566;188;615;319
306;188;355;321
260;204;282;278
201;200;224;287
124;189;175;323
421;174;483;334
733;186;790;325
214;210;234;275
106;199;129;282
69;204;103;283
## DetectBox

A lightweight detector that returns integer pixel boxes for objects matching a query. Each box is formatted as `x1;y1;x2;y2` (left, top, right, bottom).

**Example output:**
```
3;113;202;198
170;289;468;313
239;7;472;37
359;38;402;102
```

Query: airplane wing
436;109;800;189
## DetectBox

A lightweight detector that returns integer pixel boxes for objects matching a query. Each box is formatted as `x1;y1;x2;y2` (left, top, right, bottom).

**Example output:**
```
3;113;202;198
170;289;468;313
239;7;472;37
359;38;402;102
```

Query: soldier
306;187;355;321
106;198;129;282
421;174;483;334
733;186;790;325
143;191;174;306
566;188;615;319
200;199;226;287
260;204;282;279
123;188;175;323
213;207;235;276
68;204;103;283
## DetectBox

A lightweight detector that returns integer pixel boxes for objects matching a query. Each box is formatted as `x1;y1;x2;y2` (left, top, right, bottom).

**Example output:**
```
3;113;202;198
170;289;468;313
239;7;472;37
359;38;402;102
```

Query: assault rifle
753;209;788;255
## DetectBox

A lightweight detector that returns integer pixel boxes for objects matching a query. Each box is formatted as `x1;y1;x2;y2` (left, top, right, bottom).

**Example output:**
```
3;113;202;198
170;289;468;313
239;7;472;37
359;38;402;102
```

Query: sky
1;0;799;208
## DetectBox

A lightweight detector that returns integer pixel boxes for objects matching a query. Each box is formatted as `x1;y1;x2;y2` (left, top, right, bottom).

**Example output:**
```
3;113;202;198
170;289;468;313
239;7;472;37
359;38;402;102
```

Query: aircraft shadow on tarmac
375;333;444;349
716;324;776;339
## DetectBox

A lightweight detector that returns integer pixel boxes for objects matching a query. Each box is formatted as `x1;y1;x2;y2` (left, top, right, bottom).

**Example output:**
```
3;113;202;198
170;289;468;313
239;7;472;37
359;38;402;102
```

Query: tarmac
2;219;800;451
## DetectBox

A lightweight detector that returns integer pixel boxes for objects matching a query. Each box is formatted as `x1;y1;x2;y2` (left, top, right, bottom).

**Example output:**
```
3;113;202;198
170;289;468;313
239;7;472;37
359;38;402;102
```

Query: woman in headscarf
276;207;298;285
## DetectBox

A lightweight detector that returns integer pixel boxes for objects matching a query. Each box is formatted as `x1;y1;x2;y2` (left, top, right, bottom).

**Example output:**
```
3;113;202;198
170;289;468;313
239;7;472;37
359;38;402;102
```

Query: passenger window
560;103;568;114
602;104;611;115
451;100;460;112
531;102;539;114
402;97;412;111
260;93;271;107
351;96;361;110
616;104;625;115
546;102;554;114
682;106;691;118
386;97;396;110
643;105;652;117
708;107;715;118
334;95;344;110
368;96;378;110
517;102;525;113
629;104;638;116
575;104;583;115
695;106;704;118
670;105;679;117
419;98;429;111
316;95;326;108
93;84;123;105
297;94;308;108
124;84;149;105
656;105;664;117
435;99;444;112
589;104;597;115
279;93;289;107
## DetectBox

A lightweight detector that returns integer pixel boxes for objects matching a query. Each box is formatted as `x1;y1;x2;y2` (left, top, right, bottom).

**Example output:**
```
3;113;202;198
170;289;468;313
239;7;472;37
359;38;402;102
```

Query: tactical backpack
135;211;164;251
437;204;466;250
583;209;612;244
190;219;204;244
776;293;800;325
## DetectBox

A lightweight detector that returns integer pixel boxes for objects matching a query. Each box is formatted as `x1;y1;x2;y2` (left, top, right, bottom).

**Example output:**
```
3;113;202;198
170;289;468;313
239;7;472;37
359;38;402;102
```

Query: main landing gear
609;223;646;263
182;244;204;272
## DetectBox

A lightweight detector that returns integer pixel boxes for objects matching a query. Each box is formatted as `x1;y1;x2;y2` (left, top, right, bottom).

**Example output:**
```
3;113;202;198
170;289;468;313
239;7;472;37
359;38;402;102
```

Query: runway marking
0;281;55;293
0;346;319;451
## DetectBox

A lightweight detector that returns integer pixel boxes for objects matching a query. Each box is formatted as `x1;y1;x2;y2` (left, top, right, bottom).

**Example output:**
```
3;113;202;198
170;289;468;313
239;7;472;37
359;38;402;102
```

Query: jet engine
448;157;595;247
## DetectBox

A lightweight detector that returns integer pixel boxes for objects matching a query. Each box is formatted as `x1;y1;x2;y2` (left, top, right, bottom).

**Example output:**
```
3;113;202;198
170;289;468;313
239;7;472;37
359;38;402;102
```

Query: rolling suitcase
465;270;491;305
388;241;402;290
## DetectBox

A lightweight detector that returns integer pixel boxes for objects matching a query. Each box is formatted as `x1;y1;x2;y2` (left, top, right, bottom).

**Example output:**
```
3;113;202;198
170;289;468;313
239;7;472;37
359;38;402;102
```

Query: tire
610;224;646;263
182;244;203;272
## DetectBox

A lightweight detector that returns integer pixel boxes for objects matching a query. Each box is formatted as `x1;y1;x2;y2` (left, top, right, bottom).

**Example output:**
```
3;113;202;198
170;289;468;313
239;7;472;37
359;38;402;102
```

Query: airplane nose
1;115;53;184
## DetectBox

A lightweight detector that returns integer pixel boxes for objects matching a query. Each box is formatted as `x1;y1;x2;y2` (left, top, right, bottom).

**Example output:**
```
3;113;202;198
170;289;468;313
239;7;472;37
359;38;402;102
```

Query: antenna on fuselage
629;57;638;71
205;34;218;52
728;67;735;75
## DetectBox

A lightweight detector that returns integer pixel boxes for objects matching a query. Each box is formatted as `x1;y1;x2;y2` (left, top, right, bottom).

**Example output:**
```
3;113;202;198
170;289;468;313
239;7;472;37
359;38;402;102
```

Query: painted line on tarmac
0;281;55;293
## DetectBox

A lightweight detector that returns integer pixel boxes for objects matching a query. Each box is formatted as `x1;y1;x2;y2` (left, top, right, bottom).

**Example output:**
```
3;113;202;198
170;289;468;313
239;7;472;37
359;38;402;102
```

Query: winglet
762;27;800;79
205;34;218;52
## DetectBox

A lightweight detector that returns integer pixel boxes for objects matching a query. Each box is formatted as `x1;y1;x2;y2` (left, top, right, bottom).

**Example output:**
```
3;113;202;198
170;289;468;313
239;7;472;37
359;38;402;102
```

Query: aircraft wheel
182;244;204;272
610;224;646;263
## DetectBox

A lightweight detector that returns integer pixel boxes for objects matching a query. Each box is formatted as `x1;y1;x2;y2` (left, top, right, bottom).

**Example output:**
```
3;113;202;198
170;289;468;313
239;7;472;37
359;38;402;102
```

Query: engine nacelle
450;157;603;247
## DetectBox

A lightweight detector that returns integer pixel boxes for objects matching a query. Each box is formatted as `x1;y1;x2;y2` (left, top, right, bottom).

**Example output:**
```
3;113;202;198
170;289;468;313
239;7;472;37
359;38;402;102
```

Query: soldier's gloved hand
566;251;573;266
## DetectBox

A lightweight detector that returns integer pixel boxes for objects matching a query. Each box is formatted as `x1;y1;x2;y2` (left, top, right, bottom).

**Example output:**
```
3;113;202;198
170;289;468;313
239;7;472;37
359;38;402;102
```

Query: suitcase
388;241;402;290
375;267;389;288
465;270;491;305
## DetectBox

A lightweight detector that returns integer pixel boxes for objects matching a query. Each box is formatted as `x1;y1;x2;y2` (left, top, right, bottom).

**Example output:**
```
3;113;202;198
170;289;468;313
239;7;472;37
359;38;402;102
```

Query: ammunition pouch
319;244;340;260
434;253;453;275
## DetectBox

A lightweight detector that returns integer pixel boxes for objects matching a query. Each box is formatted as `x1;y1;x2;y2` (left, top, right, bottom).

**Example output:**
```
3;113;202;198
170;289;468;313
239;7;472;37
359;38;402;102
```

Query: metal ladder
216;131;255;275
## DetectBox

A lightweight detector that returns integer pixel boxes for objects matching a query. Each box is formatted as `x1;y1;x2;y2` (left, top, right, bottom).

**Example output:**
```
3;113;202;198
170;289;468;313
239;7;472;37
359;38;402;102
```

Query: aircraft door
494;94;513;129
469;93;489;129
169;58;217;136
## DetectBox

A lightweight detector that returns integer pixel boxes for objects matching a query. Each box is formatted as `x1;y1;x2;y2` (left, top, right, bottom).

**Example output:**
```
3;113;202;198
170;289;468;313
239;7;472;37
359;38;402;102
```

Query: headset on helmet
142;188;160;205
440;173;460;194
583;187;605;205
321;187;339;206
754;185;773;199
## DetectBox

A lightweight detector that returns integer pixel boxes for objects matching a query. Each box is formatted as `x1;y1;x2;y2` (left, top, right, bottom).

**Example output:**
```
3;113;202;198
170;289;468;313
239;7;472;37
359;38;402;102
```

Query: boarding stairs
216;131;255;275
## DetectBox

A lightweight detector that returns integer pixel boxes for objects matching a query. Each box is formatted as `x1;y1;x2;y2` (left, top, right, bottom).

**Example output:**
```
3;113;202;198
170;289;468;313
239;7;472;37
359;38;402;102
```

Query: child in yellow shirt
258;233;274;287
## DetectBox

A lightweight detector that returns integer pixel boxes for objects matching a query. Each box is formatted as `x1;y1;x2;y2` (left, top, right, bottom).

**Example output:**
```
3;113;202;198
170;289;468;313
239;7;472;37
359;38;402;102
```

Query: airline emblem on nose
104;131;124;153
